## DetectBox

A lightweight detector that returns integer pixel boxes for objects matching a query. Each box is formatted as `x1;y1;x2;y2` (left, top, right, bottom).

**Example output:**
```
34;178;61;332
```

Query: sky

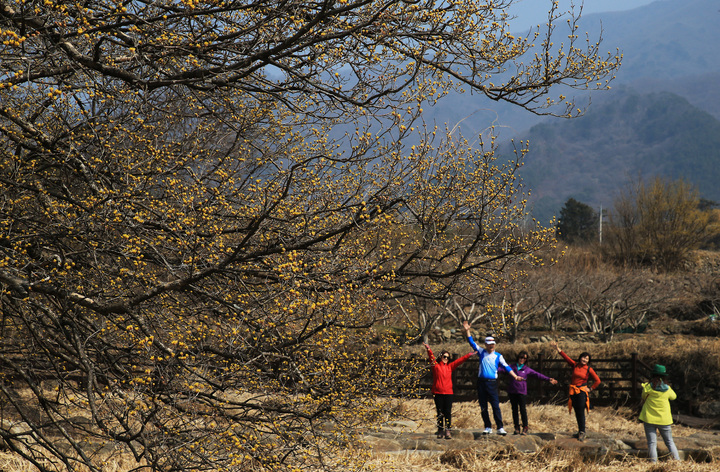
508;0;658;28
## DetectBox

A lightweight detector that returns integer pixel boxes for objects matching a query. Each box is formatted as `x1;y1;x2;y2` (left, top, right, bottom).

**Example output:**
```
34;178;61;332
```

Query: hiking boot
482;427;492;435
444;429;452;440
436;428;444;439
513;428;521;435
578;431;586;442
522;426;529;435
497;427;508;436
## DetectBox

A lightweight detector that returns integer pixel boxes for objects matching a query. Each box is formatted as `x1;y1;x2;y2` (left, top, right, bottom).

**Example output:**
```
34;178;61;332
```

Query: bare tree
563;270;664;342
443;296;487;329
526;270;572;332
396;297;444;344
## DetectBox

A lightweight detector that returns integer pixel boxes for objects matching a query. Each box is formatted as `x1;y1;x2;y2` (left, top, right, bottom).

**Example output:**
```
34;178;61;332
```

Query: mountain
419;0;720;223
588;0;719;82
507;0;656;28
429;0;720;127
424;0;720;133
515;89;720;223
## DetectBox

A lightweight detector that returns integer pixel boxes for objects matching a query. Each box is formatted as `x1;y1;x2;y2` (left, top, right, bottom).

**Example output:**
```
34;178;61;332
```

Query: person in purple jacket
500;351;558;435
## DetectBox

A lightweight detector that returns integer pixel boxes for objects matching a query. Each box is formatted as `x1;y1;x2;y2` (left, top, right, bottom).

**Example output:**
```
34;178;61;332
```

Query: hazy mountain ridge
423;0;720;222
516;90;720;222
424;0;720;135
587;0;718;81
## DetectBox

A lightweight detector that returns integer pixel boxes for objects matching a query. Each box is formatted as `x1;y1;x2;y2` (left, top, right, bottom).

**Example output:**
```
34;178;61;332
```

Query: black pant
477;379;503;429
433;394;453;430
508;393;528;429
571;391;588;433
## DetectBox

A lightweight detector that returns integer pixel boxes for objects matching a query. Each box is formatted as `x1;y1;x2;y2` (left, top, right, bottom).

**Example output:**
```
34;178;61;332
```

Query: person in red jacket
423;342;476;439
550;340;601;442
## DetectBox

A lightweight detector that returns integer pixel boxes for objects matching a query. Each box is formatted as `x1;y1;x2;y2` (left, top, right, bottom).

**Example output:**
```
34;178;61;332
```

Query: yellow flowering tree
0;0;619;470
605;177;714;270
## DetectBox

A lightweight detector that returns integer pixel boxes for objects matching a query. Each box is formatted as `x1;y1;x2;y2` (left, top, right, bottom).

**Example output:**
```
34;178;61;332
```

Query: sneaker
482;427;492;435
497;427;508;436
513;428;521;435
444;430;452;440
578;431;586;442
522;426;529;435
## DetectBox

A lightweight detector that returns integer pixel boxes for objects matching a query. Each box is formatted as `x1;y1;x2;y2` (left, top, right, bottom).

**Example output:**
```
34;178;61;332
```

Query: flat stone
365;430;426;441
358;435;403;452
471;431;512;442
503;435;542;453
676;414;720;428
688;430;720;446
530;432;557;441
449;429;475;441
552;437;590;450
383;420;419;430
384;449;441;457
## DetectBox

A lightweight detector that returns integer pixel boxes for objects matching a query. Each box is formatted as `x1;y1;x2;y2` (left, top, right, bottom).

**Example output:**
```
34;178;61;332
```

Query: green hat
651;364;668;377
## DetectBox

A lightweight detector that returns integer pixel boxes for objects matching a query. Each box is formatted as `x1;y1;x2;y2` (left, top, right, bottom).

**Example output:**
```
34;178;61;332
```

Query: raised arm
550;340;575;366
449;351;477;370
462;321;481;353
423;342;435;363
461;320;471;337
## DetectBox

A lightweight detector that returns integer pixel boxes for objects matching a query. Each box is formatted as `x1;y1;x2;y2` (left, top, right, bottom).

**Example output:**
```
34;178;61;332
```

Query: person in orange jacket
550;340;601;442
423;342;476;439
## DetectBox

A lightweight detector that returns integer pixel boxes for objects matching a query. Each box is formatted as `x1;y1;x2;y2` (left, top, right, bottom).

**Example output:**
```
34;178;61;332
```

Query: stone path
360;420;720;462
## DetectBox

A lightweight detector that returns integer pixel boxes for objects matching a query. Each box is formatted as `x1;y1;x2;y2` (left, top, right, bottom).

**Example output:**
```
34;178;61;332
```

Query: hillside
515;89;720;222
420;0;720;223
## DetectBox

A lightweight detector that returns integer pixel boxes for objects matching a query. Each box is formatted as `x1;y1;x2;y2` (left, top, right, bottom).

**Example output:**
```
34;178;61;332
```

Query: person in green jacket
639;364;680;462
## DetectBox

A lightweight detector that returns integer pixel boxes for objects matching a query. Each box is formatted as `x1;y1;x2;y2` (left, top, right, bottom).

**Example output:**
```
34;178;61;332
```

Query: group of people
424;321;680;462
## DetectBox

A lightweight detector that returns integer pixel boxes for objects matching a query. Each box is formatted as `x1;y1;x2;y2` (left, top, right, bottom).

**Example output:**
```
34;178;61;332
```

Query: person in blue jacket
500;350;558;435
462;320;521;435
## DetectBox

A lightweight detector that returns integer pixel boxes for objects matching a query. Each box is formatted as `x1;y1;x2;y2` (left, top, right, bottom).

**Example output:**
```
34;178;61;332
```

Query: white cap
484;336;496;345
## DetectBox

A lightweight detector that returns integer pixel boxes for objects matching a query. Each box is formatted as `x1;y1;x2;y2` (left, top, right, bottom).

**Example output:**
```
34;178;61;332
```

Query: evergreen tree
557;198;599;244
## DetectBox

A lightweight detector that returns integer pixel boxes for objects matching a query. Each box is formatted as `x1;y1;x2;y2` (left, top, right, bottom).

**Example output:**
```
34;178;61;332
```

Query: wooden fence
417;352;654;407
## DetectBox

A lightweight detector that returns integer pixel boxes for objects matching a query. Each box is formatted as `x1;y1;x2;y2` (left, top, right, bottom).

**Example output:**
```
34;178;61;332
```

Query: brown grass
363;446;715;472
0;451;141;472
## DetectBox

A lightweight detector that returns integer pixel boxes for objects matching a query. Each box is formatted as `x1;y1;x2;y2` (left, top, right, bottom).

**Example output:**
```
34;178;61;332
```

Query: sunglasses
441;355;450;359
519;356;528;359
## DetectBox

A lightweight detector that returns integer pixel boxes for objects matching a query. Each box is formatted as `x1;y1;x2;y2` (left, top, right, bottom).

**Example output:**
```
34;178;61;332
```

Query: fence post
537;352;544;399
631;352;638;401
